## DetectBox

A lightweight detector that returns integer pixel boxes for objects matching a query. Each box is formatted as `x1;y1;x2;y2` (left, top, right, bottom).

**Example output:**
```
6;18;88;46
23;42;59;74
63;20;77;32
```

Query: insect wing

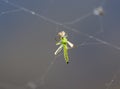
67;41;74;48
54;45;63;55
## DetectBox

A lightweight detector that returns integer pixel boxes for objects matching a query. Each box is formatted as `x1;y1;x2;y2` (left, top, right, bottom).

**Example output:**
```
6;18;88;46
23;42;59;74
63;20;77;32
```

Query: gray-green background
0;0;120;89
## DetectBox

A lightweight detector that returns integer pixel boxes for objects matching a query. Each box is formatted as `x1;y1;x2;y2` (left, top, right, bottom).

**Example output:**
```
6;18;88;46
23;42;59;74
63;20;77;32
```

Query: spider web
0;0;120;89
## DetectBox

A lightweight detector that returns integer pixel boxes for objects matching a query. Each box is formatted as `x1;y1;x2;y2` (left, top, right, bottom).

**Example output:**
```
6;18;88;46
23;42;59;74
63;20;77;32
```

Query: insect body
54;31;74;64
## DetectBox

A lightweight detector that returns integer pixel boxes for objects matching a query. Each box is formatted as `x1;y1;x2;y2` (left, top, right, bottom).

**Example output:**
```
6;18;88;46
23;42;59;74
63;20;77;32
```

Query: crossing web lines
0;0;120;89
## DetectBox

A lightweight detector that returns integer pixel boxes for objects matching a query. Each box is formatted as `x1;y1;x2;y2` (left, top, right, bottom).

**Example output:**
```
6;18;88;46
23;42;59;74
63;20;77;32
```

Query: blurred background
0;0;120;89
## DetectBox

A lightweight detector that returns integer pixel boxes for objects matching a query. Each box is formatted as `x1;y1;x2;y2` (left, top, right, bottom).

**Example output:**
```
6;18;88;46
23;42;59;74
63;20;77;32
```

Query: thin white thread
64;12;93;25
1;0;120;52
1;1;120;89
0;9;22;16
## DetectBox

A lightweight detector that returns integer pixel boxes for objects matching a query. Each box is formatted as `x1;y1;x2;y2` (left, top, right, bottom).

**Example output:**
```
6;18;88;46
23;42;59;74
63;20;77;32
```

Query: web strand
0;9;22;16
1;0;120;51
106;70;120;89
0;1;120;89
40;57;57;85
39;53;63;86
64;12;93;25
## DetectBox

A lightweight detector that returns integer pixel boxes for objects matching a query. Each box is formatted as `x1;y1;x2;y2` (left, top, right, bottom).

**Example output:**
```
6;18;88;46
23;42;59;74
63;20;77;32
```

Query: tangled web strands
1;0;120;51
0;0;120;89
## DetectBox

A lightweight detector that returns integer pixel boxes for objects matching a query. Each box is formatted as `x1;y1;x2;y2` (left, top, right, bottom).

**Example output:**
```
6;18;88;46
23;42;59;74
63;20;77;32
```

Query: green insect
54;31;74;64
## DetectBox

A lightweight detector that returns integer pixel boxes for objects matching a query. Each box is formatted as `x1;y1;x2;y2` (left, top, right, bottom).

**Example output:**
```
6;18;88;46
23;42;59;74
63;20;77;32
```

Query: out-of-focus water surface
0;0;120;89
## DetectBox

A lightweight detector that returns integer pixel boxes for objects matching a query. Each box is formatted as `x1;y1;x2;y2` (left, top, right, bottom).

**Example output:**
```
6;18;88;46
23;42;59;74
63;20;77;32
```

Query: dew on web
0;0;120;89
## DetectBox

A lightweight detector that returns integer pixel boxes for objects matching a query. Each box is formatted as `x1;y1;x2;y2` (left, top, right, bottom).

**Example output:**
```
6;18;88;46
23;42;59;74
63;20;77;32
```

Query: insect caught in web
54;31;74;64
